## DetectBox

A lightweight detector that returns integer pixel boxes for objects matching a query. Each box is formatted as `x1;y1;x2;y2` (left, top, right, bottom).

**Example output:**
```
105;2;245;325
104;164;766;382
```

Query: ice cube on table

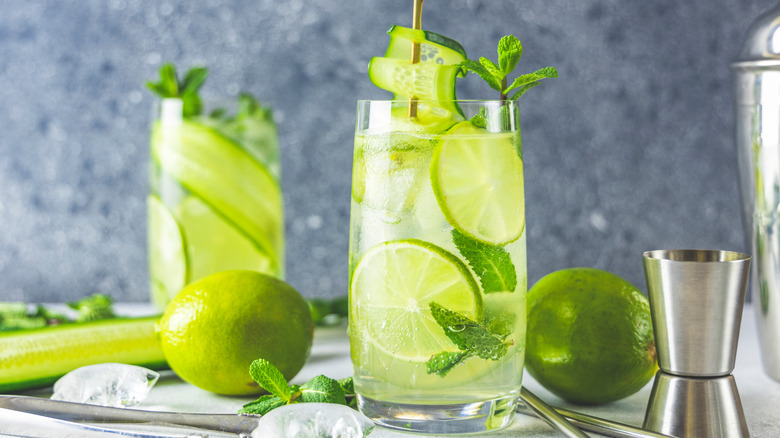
252;403;374;438
51;363;160;408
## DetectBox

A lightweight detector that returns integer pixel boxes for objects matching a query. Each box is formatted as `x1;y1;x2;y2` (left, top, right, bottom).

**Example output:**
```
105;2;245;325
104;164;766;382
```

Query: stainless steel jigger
642;249;751;438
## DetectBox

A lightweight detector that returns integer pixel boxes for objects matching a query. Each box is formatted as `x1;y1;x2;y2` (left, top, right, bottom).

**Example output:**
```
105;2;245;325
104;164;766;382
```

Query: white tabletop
12;303;780;437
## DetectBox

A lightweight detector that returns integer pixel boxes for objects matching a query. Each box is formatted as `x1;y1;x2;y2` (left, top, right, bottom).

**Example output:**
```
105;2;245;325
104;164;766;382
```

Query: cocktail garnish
426;302;512;377
146;64;208;116
452;229;518;294
460;35;557;100
240;358;355;415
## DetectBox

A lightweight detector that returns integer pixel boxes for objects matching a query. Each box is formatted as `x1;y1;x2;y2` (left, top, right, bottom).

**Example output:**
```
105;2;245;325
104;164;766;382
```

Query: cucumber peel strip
0;316;166;392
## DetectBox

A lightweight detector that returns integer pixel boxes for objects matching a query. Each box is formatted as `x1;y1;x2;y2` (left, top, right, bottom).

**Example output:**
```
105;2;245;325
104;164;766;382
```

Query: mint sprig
425;302;512;377
240;359;355;416
461;35;557;100
146;63;208;117
0;294;116;331
452;230;517;294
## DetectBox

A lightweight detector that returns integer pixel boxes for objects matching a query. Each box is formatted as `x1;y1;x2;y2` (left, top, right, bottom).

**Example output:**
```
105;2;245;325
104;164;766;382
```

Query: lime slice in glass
431;121;525;245
350;239;482;361
150;119;283;273
176;195;276;282
147;195;187;305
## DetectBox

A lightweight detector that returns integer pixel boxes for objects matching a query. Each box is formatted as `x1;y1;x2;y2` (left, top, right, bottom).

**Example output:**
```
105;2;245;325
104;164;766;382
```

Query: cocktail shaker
734;1;780;383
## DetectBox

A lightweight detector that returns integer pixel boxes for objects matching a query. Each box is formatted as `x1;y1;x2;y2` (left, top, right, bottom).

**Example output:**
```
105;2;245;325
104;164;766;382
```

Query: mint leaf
505;66;558;100
498;35;523;75
0;303;47;331
461;59;502;92
146;64;209;117
236;93;273;122
479;57;503;82
426;302;513;377
469;108;488;129
299;375;347;405
239;394;287;415
249;359;292;402
452;230;517;293
180;67;208;95
463;35;555;100
146;63;179;98
426;351;472;377
67;294;115;322
338;377;354;395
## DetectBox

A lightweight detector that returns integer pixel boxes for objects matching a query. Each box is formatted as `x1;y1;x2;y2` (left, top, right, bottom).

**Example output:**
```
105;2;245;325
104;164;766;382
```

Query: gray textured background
0;0;772;302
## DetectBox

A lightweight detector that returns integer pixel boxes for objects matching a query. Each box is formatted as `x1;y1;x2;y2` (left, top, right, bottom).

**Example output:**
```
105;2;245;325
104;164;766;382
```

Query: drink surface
148;99;284;309
348;122;527;404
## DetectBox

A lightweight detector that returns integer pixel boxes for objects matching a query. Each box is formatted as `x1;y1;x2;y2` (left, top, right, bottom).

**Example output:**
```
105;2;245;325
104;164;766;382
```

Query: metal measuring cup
641;249;751;438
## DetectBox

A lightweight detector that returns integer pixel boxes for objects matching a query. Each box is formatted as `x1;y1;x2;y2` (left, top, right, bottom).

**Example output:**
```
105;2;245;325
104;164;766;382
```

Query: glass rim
357;99;518;104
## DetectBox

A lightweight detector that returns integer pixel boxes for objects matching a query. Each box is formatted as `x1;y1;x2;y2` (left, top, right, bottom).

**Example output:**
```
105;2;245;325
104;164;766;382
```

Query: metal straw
408;0;424;118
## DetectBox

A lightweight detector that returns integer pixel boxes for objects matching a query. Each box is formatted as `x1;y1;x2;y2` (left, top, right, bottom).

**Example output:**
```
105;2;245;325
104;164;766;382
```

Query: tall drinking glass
148;97;284;310
348;100;527;433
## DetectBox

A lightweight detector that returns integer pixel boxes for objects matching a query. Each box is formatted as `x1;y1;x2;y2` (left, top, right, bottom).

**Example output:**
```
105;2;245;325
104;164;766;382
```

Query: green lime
175;195;275;282
150;119;283;274
431;121;525;245
526;268;658;404
350;239;482;361
147;195;187;308
157;270;313;396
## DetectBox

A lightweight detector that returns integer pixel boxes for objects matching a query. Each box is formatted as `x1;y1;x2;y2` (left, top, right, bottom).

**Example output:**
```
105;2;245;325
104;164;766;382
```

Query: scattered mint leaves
249;359;292;402
308;296;349;327
241;359;354;416
146;63;209;117
452;230;517;293
67;294;115;322
461;35;557;100
299;375;347;404
425;302;512;377
238;395;286;416
0;294;115;331
426;351;472;377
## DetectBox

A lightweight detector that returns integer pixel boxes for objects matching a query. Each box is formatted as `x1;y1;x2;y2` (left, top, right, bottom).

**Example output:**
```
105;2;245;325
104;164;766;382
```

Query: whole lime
526;267;657;404
157;270;313;395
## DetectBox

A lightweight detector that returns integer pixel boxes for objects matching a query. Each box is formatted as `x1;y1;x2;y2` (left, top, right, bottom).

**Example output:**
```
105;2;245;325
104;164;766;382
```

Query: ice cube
51;363;160;408
252;403;374;438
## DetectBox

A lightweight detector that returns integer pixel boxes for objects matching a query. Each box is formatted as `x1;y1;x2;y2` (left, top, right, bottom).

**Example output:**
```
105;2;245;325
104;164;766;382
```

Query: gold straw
408;0;424;118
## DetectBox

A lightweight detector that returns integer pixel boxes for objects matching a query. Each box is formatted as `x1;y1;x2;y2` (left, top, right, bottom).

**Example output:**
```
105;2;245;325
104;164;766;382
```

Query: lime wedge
176;195;275;281
151;119;283;273
147;195;187;305
431;121;525;245
350;239;482;361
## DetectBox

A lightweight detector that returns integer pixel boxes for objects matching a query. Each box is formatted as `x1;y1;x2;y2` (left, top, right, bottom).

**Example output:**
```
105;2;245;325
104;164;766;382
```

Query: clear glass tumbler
148;96;284;309
348;100;527;433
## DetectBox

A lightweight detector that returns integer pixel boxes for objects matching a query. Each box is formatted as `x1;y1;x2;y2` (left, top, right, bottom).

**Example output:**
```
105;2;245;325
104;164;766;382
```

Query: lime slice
350;239;482;361
385;26;468;66
176;195;275;281
147;195;187;304
431;121;525;245
150;119;283;273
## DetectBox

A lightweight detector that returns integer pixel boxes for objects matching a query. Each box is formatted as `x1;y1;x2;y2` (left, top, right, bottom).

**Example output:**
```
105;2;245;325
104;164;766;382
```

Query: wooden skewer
408;0;424;118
